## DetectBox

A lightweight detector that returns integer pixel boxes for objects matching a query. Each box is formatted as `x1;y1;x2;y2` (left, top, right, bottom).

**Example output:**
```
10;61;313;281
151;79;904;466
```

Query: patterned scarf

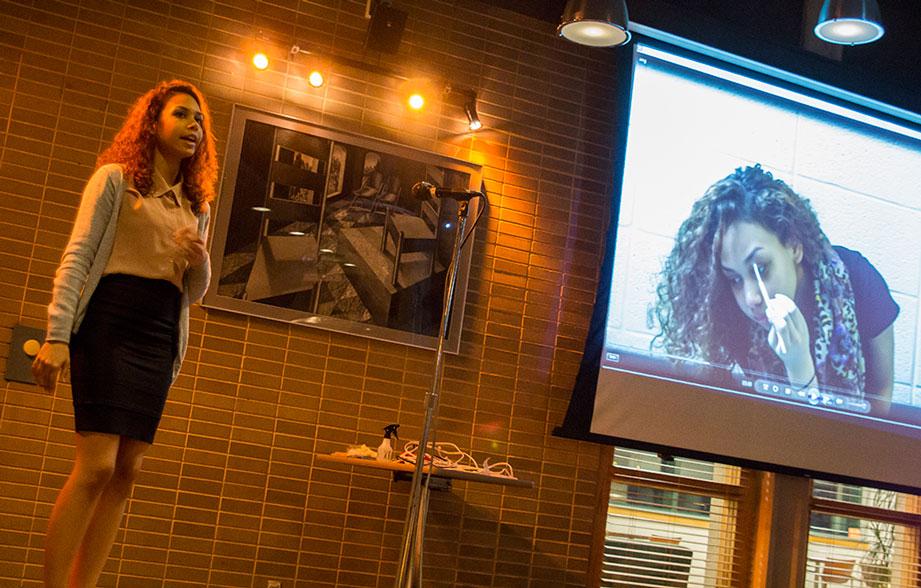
746;246;865;397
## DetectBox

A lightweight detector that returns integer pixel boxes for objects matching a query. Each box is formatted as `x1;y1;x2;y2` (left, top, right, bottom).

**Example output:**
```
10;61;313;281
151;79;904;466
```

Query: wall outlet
267;582;281;588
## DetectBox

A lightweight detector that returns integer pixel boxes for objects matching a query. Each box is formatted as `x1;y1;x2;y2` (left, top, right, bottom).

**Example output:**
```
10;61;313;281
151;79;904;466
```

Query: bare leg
68;437;150;587
44;432;119;588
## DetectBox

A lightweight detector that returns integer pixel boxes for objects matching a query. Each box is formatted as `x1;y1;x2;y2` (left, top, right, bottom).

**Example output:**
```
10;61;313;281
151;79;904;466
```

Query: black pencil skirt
69;273;180;444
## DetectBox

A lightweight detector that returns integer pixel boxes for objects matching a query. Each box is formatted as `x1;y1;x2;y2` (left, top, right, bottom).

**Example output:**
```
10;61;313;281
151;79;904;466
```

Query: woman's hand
173;225;207;267
31;341;69;393
765;294;815;388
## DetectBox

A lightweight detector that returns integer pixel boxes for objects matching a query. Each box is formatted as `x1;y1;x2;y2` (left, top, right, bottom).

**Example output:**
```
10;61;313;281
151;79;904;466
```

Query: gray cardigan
46;163;211;381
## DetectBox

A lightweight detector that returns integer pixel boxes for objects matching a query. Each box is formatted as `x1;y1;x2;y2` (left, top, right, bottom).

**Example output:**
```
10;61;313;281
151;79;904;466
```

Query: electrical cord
398;440;516;479
457;189;488;250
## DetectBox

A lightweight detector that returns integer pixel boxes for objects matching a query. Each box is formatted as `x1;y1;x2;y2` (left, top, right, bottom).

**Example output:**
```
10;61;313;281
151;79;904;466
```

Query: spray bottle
376;424;400;462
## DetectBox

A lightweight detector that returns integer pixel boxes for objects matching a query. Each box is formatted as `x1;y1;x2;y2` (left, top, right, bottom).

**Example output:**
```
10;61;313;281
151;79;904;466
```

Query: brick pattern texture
0;1;619;586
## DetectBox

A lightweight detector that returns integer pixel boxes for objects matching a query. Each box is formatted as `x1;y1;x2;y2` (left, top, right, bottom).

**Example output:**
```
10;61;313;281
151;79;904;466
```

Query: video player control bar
751;379;871;414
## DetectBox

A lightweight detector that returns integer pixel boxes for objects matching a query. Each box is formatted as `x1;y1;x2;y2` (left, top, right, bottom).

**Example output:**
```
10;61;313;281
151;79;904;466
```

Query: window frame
591;446;759;588
809;481;921;587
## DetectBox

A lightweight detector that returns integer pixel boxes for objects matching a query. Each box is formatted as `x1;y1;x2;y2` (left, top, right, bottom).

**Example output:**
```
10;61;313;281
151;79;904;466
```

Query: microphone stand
394;198;472;588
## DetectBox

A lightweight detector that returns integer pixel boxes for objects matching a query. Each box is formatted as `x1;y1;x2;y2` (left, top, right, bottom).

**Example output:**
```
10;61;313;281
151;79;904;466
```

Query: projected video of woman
652;165;898;405
572;42;921;491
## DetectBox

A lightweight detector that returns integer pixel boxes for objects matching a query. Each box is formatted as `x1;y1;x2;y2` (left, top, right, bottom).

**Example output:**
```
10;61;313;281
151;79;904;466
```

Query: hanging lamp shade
814;0;884;45
558;0;630;47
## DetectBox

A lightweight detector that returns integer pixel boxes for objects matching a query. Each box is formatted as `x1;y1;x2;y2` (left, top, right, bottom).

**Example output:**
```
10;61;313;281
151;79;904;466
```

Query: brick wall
0;0;620;586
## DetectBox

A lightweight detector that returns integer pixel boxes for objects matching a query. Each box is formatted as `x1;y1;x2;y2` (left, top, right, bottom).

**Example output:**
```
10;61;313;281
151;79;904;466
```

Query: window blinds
601;448;756;588
809;481;921;588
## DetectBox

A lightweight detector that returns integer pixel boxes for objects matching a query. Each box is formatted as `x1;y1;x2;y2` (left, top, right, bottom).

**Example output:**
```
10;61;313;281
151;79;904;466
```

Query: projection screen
561;33;921;492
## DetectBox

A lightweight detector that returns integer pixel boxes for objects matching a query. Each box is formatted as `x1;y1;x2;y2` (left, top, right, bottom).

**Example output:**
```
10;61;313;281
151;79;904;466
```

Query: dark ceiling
491;0;921;112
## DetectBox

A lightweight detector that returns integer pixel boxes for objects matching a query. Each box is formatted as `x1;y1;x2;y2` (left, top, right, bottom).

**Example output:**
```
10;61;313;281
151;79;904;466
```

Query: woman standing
31;80;217;587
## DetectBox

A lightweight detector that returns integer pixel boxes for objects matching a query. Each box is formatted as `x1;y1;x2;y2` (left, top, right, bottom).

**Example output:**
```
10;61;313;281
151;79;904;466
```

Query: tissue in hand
765;293;796;330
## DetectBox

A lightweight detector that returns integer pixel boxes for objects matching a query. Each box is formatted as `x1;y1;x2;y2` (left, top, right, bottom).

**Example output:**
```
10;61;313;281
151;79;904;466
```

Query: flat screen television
558;27;921;492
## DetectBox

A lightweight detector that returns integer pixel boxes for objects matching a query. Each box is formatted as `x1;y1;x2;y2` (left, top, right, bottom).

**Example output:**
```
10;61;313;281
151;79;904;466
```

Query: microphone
411;181;483;201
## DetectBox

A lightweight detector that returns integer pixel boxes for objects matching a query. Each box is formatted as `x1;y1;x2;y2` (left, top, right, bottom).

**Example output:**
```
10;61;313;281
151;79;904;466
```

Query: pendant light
558;0;630;48
814;0;885;45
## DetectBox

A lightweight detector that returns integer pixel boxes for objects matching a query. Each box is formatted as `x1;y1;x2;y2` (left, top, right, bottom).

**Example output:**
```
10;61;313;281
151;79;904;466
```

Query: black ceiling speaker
366;2;407;53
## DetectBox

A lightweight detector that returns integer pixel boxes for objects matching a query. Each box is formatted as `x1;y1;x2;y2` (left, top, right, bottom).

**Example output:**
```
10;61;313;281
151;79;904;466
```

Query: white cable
398;441;516;479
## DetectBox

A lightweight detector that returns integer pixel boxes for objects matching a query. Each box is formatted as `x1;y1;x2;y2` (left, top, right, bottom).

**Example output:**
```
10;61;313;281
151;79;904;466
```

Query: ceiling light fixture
290;45;327;88
407;93;425;110
445;85;484;131
558;0;631;47
307;70;325;88
252;52;269;70
464;96;482;131
249;28;272;70
814;0;884;45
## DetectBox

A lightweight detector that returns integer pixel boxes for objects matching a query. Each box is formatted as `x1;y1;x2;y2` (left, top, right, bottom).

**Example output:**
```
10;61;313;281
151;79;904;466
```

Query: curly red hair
96;80;217;214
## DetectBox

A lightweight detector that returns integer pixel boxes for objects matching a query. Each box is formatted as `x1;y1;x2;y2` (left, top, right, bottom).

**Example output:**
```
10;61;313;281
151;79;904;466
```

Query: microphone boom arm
411;181;484;202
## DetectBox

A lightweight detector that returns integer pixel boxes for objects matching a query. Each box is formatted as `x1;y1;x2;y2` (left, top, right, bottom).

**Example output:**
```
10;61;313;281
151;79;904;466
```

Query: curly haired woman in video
653;165;897;407
31;80;217;587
